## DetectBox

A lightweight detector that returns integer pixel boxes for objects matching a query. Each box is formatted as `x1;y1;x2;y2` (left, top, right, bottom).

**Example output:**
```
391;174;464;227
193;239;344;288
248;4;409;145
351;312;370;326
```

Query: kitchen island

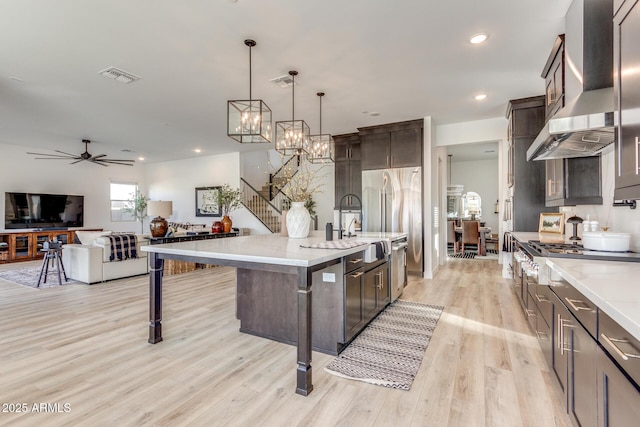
140;231;405;396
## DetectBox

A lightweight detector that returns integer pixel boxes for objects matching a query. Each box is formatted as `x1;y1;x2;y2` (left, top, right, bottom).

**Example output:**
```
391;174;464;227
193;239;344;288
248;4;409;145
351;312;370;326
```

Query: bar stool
37;240;68;287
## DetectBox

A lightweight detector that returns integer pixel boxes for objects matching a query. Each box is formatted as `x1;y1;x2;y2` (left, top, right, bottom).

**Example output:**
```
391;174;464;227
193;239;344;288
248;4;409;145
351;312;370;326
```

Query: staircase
240;156;305;233
240;178;284;233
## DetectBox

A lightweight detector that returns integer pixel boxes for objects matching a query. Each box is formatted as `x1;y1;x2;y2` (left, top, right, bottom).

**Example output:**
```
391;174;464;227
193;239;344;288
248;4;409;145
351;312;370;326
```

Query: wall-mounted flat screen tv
4;192;84;230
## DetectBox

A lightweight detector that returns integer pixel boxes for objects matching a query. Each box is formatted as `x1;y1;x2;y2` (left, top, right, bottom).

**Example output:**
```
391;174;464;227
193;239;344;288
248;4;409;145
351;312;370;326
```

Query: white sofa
62;231;149;284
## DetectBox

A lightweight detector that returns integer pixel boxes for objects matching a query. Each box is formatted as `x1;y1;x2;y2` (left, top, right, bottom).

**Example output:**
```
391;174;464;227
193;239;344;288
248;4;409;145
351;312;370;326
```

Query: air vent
269;74;296;88
98;66;141;84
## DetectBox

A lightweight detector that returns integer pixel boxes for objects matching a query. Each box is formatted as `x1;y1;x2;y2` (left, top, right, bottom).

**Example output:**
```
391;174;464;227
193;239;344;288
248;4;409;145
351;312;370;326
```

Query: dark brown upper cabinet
614;0;640;200
334;133;362;209
542;34;565;121
358;119;423;170
541;34;602;206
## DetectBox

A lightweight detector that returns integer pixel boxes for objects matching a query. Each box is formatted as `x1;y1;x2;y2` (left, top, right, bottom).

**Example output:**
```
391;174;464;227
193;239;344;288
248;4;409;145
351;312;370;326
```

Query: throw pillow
75;230;112;245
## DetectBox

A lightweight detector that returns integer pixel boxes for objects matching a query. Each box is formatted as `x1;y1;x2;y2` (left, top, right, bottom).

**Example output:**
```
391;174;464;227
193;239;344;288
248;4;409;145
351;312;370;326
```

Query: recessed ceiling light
474;94;487;101
369;112;380;117
469;33;489;44
138;157;145;161
194;148;202;153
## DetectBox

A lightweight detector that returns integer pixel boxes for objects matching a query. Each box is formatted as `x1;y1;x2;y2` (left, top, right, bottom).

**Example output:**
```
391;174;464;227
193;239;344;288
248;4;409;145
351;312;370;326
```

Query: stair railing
269;154;300;200
240;178;286;233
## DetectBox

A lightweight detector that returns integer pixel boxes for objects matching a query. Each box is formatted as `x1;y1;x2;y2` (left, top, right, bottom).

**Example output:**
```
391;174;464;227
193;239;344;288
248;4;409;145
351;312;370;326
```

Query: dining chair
461;220;480;253
447;220;459;254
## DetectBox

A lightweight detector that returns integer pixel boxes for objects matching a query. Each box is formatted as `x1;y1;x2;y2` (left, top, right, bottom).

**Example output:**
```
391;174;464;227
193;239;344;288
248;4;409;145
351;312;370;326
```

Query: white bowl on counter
582;231;631;252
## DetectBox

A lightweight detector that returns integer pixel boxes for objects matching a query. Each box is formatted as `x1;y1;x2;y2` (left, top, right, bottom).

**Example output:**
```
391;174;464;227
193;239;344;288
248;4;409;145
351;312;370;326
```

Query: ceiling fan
27;139;135;166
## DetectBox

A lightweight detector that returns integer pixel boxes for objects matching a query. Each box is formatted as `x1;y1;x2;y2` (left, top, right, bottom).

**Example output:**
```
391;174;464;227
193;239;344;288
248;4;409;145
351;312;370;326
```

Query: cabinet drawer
599;310;640;388
550;280;597;339
533;283;553;327
345;251;364;273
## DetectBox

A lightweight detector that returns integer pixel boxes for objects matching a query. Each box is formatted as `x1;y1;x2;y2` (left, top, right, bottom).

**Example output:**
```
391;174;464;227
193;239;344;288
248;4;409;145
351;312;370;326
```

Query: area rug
0;267;78;288
447;249;498;260
324;300;443;390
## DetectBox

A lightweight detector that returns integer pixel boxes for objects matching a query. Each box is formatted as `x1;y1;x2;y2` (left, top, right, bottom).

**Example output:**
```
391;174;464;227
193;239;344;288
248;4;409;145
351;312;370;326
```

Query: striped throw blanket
107;234;137;261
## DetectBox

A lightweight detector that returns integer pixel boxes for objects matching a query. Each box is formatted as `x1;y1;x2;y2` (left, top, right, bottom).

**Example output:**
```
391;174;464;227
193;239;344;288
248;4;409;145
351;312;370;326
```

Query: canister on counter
325;222;333;241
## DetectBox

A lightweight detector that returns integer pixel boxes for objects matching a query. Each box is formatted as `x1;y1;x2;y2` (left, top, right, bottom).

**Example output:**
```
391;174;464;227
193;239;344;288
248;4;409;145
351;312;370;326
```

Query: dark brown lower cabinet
345;266;364;342
569;317;597;427
552;292;571;407
597;346;640;427
363;262;389;322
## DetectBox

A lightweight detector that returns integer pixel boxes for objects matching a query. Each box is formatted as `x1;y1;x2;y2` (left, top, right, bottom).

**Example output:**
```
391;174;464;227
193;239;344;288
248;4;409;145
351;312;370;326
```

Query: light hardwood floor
0;258;571;427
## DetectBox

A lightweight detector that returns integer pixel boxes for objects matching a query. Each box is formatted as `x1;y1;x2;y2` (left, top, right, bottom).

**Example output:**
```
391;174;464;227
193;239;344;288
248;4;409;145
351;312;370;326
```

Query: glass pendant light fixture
308;92;335;163
227;39;272;144
275;70;310;156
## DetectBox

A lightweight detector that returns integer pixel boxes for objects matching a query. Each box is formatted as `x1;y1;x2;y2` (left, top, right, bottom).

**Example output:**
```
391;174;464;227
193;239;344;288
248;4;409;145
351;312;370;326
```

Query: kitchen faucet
338;193;362;239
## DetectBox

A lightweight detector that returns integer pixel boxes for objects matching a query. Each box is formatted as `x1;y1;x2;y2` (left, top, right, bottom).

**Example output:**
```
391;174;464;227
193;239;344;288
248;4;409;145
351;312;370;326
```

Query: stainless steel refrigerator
362;167;423;275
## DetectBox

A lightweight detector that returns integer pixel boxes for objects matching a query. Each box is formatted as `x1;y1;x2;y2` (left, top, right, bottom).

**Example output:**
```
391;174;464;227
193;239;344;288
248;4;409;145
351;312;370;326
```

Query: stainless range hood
527;0;614;161
527;87;614;161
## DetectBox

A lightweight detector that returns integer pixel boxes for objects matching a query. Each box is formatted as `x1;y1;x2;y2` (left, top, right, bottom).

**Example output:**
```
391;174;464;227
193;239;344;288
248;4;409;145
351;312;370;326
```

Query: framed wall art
195;186;221;217
538;212;565;234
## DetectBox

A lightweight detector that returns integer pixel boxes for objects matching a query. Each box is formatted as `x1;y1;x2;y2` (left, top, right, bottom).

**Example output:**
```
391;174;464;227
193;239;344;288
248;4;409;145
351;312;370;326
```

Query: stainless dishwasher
391;238;408;301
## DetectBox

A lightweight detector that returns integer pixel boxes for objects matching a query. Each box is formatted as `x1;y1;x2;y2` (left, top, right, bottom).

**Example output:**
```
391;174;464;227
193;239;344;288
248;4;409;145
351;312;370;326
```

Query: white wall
145;152;269;235
451;158;500;231
0;142;147;232
145;151;336;235
239;149;282;190
560;148;640;252
437;117;507;146
423;117;436;279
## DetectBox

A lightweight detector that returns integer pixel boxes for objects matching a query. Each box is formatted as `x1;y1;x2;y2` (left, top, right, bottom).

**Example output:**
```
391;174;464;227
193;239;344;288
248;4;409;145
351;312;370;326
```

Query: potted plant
216;184;243;233
123;192;148;233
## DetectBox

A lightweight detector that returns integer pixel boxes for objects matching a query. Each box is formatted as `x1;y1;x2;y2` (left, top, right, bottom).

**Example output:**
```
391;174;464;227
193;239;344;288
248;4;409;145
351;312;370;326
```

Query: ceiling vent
98;66;141;84
269;74;296;88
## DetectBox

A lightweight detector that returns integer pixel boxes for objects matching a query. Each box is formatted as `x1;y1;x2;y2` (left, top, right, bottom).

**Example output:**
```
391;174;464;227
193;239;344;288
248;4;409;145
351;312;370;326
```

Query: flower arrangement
216;183;243;217
272;156;328;203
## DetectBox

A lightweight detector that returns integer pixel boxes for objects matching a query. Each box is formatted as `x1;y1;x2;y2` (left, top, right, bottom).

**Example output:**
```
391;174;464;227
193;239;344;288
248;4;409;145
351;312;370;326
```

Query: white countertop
546;258;640;341
141;231;406;268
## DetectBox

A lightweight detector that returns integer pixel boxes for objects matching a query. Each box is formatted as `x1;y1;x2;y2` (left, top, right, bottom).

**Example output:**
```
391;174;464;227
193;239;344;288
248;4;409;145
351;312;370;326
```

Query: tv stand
0;229;102;264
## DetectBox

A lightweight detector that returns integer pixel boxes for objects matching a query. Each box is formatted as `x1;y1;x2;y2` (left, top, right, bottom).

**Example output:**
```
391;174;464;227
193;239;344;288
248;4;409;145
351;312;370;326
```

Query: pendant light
308;92;335;163
275;70;310;156
227;39;272;144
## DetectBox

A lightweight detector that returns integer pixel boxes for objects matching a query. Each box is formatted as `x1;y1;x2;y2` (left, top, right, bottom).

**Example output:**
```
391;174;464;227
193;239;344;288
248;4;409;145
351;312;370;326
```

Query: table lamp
148;200;173;237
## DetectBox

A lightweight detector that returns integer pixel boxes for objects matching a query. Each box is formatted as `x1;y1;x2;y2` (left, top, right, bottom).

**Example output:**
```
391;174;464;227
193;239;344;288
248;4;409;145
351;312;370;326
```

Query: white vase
286;202;311;239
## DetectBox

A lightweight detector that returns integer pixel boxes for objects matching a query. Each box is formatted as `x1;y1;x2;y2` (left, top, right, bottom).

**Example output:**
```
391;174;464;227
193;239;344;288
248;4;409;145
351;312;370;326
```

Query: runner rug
0;267;78;288
324;300;443;390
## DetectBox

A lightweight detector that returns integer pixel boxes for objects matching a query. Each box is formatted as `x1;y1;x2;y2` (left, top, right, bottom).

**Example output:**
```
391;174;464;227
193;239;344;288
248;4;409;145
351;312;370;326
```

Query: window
110;182;138;222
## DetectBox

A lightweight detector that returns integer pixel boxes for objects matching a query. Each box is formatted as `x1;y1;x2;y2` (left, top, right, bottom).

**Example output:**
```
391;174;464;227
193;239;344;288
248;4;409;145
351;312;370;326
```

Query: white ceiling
0;0;572;164
447;141;499;163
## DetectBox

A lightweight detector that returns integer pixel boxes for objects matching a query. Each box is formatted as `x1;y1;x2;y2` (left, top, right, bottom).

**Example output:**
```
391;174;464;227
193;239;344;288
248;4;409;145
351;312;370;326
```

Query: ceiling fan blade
70;159;87;164
31;156;77;160
98;159;135;166
54;150;79;157
27;152;76;158
92;154;107;159
99;158;135;163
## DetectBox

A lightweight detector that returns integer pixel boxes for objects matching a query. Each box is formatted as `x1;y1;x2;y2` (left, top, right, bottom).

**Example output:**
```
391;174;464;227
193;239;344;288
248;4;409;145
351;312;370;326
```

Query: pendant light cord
291;74;295;121
248;44;252;101
319;94;322;134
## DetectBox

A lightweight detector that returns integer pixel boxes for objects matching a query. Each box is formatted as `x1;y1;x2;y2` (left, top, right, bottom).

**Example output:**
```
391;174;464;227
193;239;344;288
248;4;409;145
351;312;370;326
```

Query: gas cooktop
527;240;640;262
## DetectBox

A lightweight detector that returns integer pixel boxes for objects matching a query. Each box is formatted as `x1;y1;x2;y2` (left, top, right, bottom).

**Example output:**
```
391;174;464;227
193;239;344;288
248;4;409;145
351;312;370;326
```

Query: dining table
455;226;492;256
